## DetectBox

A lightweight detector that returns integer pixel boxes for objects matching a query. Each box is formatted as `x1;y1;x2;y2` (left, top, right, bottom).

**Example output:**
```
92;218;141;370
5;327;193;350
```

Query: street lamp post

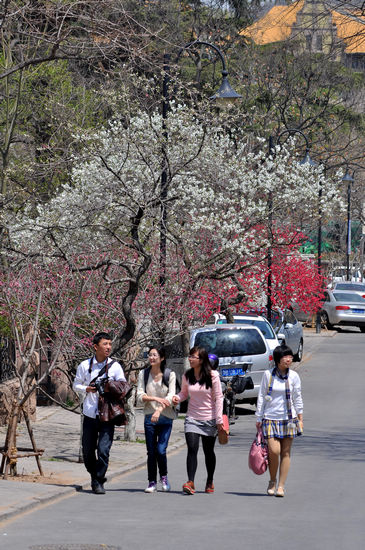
266;129;316;327
316;177;323;333
159;42;241;337
342;169;354;281
295;139;321;333
267;136;275;325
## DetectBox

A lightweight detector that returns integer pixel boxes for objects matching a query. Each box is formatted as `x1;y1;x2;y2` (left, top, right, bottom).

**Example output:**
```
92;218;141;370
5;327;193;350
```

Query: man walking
73;332;126;494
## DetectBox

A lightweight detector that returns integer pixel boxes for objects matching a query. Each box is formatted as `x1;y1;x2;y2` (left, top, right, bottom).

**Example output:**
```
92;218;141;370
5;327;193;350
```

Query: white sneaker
160;476;171;492
144;481;157;493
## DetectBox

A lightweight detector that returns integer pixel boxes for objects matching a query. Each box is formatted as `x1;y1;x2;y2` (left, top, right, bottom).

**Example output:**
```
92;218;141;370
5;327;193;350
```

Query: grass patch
117;437;146;444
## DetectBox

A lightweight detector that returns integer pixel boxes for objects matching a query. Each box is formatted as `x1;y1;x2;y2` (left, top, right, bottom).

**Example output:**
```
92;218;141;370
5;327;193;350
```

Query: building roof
241;1;304;45
241;1;365;54
332;10;365;53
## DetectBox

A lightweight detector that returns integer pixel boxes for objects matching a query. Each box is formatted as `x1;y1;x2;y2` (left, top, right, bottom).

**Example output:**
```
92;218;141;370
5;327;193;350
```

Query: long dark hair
185;346;212;389
148;346;167;373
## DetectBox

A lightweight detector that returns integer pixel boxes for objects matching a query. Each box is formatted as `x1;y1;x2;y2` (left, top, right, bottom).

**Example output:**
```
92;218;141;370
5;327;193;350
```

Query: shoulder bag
218;414;230;445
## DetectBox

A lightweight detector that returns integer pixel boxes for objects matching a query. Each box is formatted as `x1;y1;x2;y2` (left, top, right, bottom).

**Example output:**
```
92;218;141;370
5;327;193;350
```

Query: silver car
269;308;304;362
320;290;365;332
190;324;273;404
332;282;365;299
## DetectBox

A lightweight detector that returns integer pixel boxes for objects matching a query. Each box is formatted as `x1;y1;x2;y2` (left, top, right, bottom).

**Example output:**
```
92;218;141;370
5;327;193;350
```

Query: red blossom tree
202;226;325;319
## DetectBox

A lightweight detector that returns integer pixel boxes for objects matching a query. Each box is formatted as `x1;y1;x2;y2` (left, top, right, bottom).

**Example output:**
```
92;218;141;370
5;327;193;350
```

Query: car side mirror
277;332;285;344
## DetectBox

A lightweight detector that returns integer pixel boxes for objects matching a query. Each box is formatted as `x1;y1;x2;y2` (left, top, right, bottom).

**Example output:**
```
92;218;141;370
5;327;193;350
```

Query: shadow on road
225;491;266;497
234;406;256;416
333;327;364;333
295;428;365;461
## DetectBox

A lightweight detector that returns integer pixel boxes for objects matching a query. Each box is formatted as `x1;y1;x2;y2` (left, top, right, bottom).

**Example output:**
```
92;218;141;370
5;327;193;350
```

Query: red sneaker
205;482;214;493
182;481;195;495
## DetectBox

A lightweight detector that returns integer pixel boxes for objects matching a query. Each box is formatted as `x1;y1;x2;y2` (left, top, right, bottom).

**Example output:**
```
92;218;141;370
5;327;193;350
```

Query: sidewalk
0;329;335;523
0;405;186;523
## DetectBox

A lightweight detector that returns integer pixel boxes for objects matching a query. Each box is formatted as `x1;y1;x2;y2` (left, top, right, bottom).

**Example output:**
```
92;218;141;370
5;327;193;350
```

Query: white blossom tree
4;104;344;344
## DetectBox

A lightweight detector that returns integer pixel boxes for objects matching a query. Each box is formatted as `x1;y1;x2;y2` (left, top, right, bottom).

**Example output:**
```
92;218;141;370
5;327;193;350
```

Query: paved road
0;330;364;550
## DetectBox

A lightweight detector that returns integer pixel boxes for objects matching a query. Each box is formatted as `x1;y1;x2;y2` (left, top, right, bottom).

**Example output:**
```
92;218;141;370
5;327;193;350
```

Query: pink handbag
248;429;268;475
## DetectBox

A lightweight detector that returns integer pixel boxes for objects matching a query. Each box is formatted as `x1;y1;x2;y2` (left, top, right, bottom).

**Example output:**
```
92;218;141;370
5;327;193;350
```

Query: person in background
208;353;219;370
172;346;224;495
255;345;303;497
137;346;176;493
73;332;126;494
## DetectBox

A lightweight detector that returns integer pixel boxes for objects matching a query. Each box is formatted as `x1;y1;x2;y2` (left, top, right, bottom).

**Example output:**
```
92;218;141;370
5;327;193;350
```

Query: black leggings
185;431;216;483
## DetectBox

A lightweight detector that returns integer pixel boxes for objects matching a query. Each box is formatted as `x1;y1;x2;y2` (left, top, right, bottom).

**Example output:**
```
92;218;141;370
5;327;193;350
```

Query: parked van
190;324;273;405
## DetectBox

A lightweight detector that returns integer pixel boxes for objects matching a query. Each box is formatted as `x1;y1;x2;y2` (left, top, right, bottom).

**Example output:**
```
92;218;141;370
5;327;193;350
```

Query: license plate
221;367;245;377
352;309;365;314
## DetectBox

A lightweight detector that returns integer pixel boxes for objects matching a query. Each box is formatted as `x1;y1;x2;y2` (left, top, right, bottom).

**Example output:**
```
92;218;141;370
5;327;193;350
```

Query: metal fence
0;337;16;383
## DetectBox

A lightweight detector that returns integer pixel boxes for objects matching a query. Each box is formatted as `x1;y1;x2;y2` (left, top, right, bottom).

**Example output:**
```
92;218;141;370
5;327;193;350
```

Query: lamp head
299;150;317;167
342;169;354;184
209;71;242;105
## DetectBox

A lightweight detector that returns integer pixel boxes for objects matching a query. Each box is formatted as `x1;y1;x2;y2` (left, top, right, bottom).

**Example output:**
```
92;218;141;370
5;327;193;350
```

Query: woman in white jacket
256;345;303;498
137;346;176;493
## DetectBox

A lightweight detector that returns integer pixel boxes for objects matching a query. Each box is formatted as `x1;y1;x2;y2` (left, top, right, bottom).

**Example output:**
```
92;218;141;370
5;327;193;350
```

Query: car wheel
293;339;303;362
321;312;333;330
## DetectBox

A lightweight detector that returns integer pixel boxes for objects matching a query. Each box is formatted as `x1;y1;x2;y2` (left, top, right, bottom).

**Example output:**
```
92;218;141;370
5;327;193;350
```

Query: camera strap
89;358;116;384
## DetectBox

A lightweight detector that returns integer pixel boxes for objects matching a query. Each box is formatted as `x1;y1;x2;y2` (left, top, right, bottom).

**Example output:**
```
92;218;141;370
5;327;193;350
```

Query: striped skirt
262;418;302;439
184;416;217;437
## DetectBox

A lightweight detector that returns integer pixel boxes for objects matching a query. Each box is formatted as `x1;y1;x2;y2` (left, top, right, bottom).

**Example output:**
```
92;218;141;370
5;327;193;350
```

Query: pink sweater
177;369;223;425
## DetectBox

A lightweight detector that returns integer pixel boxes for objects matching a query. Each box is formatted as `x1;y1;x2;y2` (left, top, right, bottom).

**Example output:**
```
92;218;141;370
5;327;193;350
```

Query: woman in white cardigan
256;345;303;498
137;346;176;493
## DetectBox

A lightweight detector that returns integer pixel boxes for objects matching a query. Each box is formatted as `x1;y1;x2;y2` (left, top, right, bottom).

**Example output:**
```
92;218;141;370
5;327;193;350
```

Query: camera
93;377;107;396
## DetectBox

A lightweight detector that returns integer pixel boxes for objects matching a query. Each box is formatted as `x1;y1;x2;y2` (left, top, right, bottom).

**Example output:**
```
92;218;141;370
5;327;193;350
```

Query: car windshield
216;318;275;339
335;283;365;291
194;329;267;357
333;292;365;303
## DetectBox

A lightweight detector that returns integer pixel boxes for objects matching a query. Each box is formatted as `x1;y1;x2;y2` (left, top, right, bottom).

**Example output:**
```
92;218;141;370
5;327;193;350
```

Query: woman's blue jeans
144;414;173;482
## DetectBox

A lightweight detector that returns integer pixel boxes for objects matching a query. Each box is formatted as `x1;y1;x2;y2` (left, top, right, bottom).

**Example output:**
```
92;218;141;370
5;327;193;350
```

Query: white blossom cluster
5;105;345;270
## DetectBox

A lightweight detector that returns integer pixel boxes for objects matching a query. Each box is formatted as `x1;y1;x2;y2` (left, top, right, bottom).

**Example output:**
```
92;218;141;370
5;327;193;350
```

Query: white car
207;312;280;354
190;324;274;405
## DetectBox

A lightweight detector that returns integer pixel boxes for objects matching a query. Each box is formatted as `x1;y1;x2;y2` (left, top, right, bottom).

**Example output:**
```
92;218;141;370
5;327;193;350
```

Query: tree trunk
181;327;190;375
1;402;19;477
225;308;235;324
124;385;136;442
78;412;84;463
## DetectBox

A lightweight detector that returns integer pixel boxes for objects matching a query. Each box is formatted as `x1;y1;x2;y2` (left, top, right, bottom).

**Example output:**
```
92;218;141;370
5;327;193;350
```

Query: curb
303;329;338;338
0;484;81;524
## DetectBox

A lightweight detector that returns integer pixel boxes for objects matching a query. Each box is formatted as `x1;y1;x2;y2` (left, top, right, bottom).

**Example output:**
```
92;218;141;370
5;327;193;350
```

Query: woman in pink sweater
172;346;224;495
